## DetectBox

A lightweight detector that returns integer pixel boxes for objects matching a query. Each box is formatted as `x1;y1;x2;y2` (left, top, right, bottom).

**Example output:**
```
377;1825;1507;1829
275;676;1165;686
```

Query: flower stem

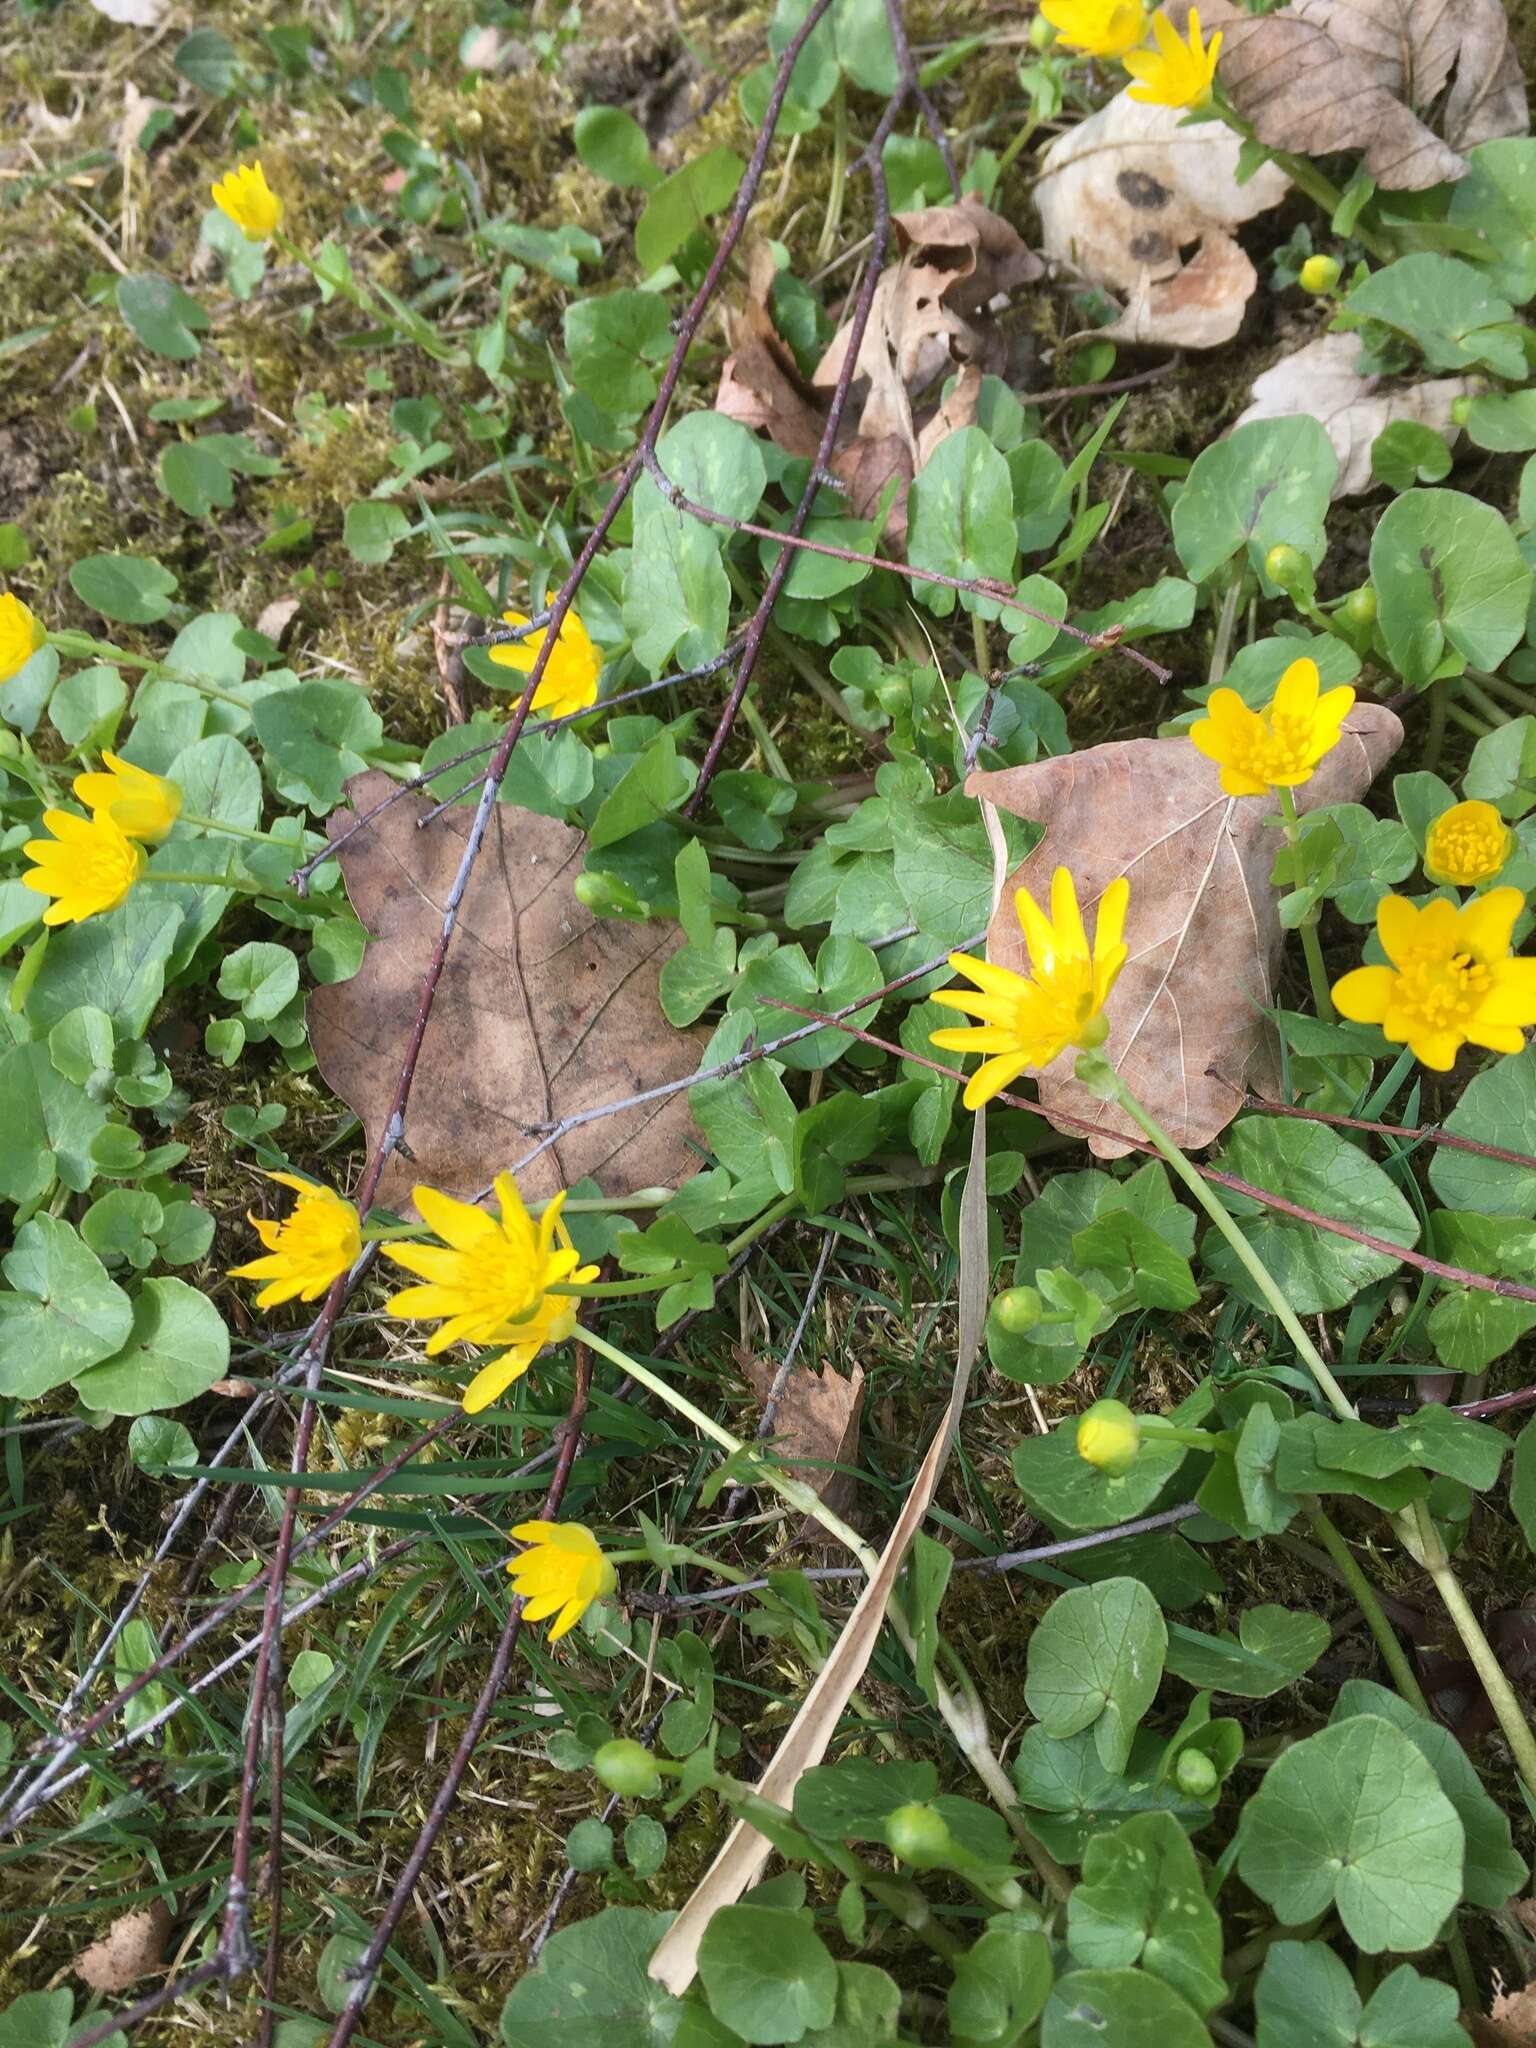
1398;1499;1536;1798
1307;1507;1429;1713
45;634;248;709
1278;785;1335;1023
1098;1064;1357;1421
179;810;291;846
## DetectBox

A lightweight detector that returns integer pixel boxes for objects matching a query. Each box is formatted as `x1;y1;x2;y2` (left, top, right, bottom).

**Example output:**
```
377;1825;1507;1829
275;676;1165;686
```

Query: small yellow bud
1076;1398;1140;1475
1299;253;1341;295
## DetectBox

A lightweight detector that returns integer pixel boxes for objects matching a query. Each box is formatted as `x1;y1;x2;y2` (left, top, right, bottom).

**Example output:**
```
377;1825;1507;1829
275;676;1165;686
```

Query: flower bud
884;1802;956;1868
592;1739;663;1798
1174;1748;1219;1797
1298;253;1341;295
1029;11;1056;49
1340;584;1377;630
1076;1398;1140;1475
991;1285;1044;1336
1263;543;1308;594
1450;395;1473;428
1424;799;1514;888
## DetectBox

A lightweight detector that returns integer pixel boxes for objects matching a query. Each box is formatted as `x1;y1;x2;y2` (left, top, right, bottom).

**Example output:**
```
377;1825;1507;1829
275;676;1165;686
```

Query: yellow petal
1375;896;1421;970
1050;867;1088;961
1331;964;1394;1024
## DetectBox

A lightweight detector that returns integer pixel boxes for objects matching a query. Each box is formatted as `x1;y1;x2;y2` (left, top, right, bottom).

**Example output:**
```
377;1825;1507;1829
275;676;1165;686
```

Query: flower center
1434;822;1501;877
1400;944;1492;1027
1241;709;1317;784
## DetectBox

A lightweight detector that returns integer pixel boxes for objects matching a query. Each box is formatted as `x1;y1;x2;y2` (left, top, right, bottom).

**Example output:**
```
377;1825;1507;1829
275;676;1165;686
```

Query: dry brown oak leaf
738;1346;864;1538
966;702;1403;1158
308;772;707;1210
1198;0;1527;191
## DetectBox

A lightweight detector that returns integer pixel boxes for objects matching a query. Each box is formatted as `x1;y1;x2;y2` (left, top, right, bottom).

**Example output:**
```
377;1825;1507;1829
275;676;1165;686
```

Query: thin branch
1243;1092;1536;1175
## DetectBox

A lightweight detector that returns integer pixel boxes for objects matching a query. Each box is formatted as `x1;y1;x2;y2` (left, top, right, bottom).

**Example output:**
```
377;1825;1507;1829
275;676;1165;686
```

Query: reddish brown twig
761;999;1536;1308
322;1341;595;2048
1243;1093;1536;1175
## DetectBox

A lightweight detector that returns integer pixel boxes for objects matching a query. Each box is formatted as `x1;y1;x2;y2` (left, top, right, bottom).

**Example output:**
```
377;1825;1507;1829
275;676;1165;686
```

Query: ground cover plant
9;0;1536;2041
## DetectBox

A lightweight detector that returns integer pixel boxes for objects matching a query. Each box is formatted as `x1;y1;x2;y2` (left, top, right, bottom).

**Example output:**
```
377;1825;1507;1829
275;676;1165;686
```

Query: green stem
45;634;248;708
144;871;267;893
1307;1506;1430;1713
179;810;290;846
1100;1065;1357;1421
1457;673;1513;729
1279;786;1335;1022
1399;1499;1536;1798
1212;101;1394;261
815;83;848;268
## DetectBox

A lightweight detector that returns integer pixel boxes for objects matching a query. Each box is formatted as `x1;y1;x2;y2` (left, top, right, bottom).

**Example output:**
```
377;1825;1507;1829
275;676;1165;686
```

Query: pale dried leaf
1232;332;1471;497
1097;231;1258;352
967;705;1404;1157
1037;93;1288;347
648;1369;972;1995
91;0;166;24
1513;1899;1536;1938
255;596;302;647
76;1900;171;1992
1476;1985;1536;2045
1204;0;1527;191
309;773;706;1209
738;1349;864;1535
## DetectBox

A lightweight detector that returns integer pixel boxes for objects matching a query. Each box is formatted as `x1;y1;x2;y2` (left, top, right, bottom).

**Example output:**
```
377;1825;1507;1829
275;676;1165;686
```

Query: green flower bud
1263;542;1308;593
0;726;18;760
1174;1748;1220;1797
1340;584;1377;629
1298;253;1341;296
1076;1398;1140;1476
1029;11;1056;49
592;1739;663;1798
1450;395;1473;428
573;869;647;920
884;1802;956;1868
991;1285;1045;1336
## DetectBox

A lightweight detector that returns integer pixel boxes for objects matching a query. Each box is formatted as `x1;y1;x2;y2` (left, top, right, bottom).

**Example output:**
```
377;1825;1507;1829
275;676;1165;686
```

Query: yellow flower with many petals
1189;658;1355;799
931;866;1131;1109
229;1173;362;1307
1332;889;1536;1071
1123;7;1222;107
487;608;601;720
0;593;45;684
383;1171;598;1413
210;160;284;241
1042;0;1148;56
1424;800;1515;890
22;810;144;927
506;1521;616;1641
73;751;182;843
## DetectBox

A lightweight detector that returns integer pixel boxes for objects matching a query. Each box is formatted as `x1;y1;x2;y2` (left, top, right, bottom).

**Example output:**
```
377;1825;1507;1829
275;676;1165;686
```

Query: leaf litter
968;703;1404;1157
309;773;707;1209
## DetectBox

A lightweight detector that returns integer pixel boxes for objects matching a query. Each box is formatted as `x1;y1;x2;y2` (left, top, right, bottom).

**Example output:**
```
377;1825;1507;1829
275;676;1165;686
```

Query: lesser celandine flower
506;1521;615;1641
1190;657;1355;799
1424;800;1515;889
229;1173;362;1307
487;608;600;720
1332;889;1536;1071
1299;253;1342;295
1123;7;1221;107
210;160;284;241
931;867;1130;1108
22;810;144;926
73;752;181;843
1077;1398;1141;1474
383;1171;598;1413
0;593;45;684
1041;0;1148;58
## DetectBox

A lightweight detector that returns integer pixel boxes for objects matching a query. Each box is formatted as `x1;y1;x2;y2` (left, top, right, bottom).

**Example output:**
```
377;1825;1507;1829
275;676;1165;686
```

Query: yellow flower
210;160;284;241
1123;6;1221;107
507;1521;616;1641
487;608;601;720
383;1171;598;1413
22;809;145;927
72;751;182;843
1042;0;1148;56
1332;889;1536;1071
1299;253;1342;295
931;866;1131;1109
1424;800;1515;889
1189;657;1356;799
1077;1398;1141;1474
229;1173;362;1308
0;593;45;683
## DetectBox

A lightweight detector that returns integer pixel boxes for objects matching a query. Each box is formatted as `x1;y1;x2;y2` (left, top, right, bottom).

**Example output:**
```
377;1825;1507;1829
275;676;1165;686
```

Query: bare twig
1243;1092;1536;1175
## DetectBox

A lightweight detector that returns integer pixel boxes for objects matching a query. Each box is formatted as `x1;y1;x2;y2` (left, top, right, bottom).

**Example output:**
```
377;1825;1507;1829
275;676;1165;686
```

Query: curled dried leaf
738;1345;864;1535
1204;0;1528;191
